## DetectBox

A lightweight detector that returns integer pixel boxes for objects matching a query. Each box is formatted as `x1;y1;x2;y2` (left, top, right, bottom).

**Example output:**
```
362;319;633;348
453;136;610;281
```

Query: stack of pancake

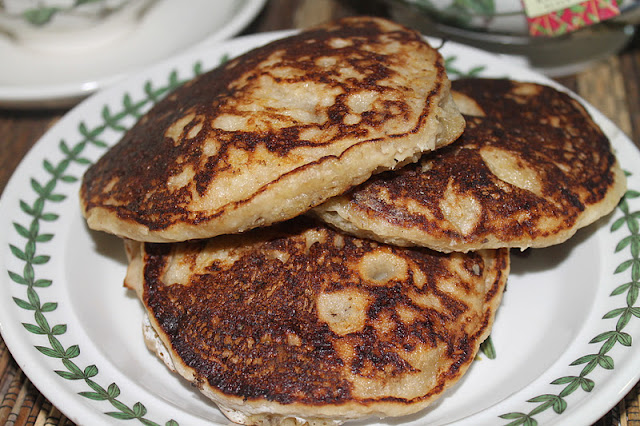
79;17;626;426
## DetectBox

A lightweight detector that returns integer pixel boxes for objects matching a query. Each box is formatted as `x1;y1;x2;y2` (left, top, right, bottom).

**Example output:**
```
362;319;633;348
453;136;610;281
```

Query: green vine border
500;174;640;425
7;61;204;425
6;51;636;426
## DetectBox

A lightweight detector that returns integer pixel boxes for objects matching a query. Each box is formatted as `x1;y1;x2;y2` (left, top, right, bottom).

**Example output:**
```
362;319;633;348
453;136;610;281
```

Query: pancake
313;78;627;252
80;16;464;243
124;217;509;425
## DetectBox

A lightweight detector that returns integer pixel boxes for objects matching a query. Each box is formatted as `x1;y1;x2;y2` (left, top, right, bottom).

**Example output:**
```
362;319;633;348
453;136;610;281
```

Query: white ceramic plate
1;31;639;426
0;0;266;108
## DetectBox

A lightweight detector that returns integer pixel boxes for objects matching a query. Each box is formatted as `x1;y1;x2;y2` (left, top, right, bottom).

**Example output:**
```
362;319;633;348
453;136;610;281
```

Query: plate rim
1;30;639;426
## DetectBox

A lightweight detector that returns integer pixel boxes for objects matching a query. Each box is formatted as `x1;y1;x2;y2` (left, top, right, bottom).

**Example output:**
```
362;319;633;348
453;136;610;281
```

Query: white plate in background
0;0;266;108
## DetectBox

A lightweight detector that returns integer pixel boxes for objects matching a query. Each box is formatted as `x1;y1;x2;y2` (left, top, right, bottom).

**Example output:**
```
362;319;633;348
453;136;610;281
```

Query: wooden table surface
1;0;639;425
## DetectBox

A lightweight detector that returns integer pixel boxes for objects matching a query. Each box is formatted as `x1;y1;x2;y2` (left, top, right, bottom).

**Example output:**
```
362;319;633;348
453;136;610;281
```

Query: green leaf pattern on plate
6;60;202;425
4;50;636;425
499;178;638;424
22;0;125;27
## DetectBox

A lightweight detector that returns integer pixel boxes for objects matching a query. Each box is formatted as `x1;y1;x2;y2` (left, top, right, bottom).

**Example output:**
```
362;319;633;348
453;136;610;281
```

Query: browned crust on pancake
314;78;627;252
80;17;463;243
130;218;508;422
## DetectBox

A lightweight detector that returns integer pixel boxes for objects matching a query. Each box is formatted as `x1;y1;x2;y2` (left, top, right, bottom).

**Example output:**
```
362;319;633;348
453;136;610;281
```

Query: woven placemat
0;338;72;426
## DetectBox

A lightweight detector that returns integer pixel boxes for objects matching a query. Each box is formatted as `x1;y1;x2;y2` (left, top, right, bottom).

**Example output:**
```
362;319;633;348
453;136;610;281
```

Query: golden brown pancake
80;17;464;243
124;217;509;425
313;78;627;253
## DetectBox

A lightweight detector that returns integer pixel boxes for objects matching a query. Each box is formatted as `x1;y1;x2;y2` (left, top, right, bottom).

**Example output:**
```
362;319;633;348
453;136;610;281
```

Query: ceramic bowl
386;0;640;76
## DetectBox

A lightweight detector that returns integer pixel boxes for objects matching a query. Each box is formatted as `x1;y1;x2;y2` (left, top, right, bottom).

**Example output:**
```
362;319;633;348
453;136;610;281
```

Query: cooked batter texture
80;17;464;243
313;78;626;252
124;217;509;425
